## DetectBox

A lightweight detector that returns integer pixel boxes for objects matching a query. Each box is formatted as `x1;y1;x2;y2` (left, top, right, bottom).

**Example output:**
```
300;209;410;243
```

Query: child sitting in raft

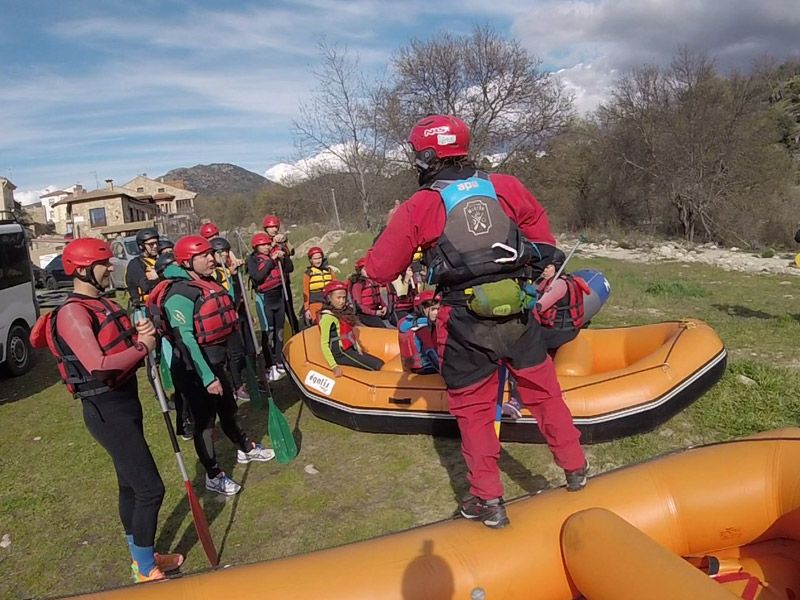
535;260;591;353
302;246;335;326
397;290;441;375
319;280;384;377
348;257;396;328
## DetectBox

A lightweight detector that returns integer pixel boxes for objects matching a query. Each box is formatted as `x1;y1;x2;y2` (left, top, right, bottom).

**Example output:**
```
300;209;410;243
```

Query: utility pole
330;188;342;230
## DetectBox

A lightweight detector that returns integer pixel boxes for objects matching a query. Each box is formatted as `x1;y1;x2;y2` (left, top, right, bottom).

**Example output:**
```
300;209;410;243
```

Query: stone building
122;175;196;215
50;181;158;239
1;177;16;217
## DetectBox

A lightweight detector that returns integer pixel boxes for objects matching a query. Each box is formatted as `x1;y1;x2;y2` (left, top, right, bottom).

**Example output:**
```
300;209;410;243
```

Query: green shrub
644;280;706;298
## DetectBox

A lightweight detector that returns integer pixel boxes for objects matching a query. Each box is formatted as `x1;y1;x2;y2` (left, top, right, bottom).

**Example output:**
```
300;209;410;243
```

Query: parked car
43;255;73;289
109;236;139;290
31;263;46;288
109;235;171;290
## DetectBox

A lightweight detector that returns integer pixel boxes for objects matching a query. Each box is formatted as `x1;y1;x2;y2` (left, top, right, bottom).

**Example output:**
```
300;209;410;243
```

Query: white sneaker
237;443;276;464
205;472;241;496
235;386;251;403
269;365;286;381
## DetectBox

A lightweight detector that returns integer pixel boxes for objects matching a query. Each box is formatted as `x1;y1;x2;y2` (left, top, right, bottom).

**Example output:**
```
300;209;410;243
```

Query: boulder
295;230;346;258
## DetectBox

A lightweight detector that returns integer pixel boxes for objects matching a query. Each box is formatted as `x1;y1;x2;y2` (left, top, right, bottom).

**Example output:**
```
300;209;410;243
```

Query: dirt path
560;236;800;277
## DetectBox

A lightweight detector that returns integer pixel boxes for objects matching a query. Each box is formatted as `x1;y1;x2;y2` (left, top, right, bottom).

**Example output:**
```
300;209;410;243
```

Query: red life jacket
147;278;238;346
253;252;283;293
320;310;357;351
30;296;137;399
538;275;591;330
397;316;436;372
352;277;383;312
394;292;414;312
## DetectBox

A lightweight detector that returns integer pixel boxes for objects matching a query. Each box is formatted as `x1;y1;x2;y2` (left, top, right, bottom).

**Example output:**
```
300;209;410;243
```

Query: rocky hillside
160;163;273;197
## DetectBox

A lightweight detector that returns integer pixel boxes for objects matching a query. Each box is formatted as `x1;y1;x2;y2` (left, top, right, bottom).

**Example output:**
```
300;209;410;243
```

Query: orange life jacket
305;266;334;304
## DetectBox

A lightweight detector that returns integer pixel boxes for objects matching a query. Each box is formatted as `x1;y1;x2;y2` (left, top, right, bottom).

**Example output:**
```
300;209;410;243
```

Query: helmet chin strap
415;149;447;186
76;265;106;293
183;259;201;279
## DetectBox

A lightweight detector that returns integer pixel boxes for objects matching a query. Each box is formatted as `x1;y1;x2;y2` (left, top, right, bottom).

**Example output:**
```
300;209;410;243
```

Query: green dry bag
467;279;525;318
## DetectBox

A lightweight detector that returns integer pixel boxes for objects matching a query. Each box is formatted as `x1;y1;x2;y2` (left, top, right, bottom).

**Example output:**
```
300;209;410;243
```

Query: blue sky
2;0;799;203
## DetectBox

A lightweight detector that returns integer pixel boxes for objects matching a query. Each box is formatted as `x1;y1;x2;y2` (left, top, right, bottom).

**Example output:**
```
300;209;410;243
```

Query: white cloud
512;0;800;113
555;62;618;115
264;146;349;185
15;186;57;206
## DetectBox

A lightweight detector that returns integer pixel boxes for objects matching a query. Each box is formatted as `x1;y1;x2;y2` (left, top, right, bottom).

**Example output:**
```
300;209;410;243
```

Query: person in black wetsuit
29;238;183;582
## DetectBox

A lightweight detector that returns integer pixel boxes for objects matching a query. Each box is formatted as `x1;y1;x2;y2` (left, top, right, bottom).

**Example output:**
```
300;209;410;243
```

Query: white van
0;221;39;375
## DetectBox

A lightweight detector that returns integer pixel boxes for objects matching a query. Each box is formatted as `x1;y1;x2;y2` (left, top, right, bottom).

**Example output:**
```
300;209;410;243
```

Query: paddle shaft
552;235;587;283
494;363;508;438
136;311;220;567
230;258;298;462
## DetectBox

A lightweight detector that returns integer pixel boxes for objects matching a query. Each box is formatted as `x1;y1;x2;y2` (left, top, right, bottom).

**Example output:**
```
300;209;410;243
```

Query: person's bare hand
332;366;343;378
206;379;223;395
138;332;157;353
135;318;156;337
274;233;287;244
145;267;159;281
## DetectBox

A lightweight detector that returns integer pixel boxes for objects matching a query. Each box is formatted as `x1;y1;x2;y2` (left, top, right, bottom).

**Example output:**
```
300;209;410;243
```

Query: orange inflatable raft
282;319;726;443
74;429;800;599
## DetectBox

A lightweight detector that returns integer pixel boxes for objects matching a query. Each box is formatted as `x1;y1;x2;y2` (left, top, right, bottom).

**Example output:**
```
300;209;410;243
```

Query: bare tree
293;42;390;228
380;26;573;166
597;48;789;243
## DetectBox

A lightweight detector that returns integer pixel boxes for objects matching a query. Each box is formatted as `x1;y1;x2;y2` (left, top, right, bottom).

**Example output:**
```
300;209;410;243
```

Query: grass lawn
1;233;799;599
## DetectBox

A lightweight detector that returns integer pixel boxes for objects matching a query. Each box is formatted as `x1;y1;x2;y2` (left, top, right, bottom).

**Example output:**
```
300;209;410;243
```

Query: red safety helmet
251;232;272;248
413;289;441;309
200;222;219;239
62;238;113;276
307;246;324;259
407;114;470;170
323;280;348;297
262;215;281;229
174;235;212;264
355;257;366;270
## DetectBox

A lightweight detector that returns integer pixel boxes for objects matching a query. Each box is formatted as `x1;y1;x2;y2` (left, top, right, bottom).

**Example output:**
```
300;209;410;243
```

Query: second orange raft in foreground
283;319;726;443
75;429;800;599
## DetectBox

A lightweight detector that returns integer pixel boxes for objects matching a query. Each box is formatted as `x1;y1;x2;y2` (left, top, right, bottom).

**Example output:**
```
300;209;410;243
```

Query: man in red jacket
366;114;587;529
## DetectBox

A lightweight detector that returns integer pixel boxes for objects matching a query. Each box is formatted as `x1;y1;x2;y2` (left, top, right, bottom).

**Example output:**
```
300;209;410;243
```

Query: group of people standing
28;217;300;582
29;112;595;583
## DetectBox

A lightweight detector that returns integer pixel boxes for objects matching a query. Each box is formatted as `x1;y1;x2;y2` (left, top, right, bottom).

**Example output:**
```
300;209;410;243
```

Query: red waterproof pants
436;304;585;500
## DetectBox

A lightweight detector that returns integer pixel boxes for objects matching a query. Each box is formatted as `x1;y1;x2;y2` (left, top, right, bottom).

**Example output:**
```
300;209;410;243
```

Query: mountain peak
160;163;273;196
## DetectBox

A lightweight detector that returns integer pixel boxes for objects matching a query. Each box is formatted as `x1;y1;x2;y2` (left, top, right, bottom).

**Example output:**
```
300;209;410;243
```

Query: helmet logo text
424;126;450;137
